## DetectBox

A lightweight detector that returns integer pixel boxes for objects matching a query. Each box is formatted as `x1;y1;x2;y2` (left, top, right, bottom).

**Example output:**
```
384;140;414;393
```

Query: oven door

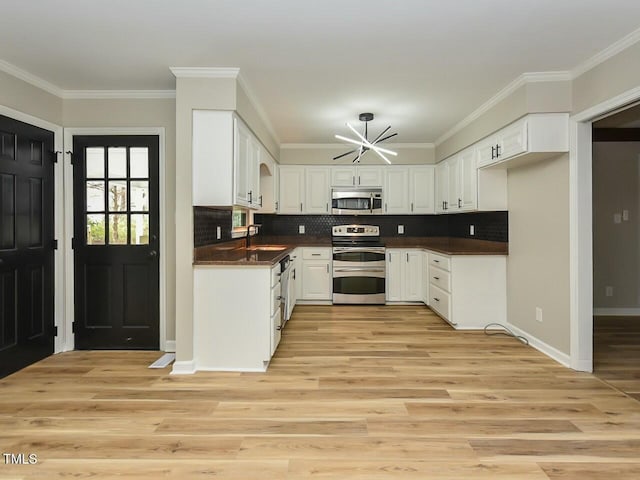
332;266;386;304
332;247;386;265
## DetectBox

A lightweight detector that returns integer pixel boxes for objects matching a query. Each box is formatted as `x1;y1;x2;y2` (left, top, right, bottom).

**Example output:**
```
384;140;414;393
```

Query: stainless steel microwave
331;188;383;215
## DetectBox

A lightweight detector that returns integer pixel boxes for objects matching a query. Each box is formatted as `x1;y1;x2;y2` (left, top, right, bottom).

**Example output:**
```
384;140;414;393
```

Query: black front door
73;136;159;349
0;115;55;378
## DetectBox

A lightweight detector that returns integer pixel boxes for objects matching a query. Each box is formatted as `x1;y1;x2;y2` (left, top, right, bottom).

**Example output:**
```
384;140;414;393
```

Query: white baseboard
571;358;593;373
593;307;640;316
164;340;176;352
196;366;268;373
170;360;196;375
505;323;571;368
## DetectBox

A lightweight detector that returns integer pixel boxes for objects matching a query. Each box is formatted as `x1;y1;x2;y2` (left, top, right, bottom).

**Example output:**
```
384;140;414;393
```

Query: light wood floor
594;316;640;401
1;306;640;479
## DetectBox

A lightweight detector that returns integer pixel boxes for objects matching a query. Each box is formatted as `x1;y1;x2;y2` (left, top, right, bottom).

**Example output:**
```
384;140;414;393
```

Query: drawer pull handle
312;253;321;256
433;276;440;280
433;297;440;302
433;259;440;263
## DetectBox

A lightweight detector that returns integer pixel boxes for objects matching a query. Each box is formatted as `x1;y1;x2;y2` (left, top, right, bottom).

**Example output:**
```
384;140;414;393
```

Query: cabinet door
447;155;461;211
305;167;330;214
405;250;424;302
386;250;403;301
459;147;477;211
258;147;277;213
301;261;332;300
435;161;449;213
357;166;383;187
248;136;261;208
409;166;435;214
279;167;305;213
234;120;251;206
498;118;528;160
384;167;410;214
476;135;498;168
331;167;356;187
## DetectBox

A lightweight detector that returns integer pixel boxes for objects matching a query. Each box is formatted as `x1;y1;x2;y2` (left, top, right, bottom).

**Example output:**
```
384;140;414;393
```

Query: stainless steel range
332;225;386;304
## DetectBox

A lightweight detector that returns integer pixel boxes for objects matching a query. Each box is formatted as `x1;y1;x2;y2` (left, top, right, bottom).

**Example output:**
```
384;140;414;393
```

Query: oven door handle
333;268;386;273
332;247;386;254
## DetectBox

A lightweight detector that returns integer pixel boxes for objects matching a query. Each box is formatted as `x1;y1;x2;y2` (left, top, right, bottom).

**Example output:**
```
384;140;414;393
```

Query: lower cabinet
386;249;424;302
300;247;332;301
193;264;282;372
426;251;506;329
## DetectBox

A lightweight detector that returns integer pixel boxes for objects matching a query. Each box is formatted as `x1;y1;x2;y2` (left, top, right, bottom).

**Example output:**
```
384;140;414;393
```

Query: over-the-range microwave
331;188;383;215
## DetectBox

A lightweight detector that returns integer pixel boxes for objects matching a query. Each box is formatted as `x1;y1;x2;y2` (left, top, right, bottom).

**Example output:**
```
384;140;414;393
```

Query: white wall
0;70;62;124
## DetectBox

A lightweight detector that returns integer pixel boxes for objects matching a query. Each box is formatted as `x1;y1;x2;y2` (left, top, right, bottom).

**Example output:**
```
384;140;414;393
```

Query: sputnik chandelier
333;113;398;164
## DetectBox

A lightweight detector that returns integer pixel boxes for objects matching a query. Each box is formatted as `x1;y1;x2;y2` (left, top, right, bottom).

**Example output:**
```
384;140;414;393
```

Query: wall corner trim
164;340;176;353
170;360;196;375
572;25;640;79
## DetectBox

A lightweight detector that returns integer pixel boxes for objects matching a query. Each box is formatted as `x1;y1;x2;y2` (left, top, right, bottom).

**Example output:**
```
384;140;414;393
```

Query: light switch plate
398;225;404;234
623;209;629;221
535;307;543;322
298;225;305;234
606;286;613;297
469;225;475;236
216;226;221;240
614;213;622;224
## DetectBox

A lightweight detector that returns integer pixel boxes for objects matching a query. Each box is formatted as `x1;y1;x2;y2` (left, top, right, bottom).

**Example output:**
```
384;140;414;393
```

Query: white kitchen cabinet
192;110;261;208
300;247;332;301
426;251;506;329
331;166;383;187
193;262;283;372
384;167;410;214
476;113;569;169
278;166;305;213
257;146;278;213
386;248;423;302
435;161;449;213
408;166;435;214
290;248;301;306
305;167;331;214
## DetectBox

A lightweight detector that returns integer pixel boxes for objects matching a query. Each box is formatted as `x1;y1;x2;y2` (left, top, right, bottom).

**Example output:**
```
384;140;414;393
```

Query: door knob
148;250;158;258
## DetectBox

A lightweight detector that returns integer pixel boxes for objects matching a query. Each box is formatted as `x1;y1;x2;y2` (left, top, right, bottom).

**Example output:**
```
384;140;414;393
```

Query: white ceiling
2;0;640;144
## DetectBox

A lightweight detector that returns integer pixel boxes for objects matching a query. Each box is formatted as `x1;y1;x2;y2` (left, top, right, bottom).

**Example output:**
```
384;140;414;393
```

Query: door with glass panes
73;136;159;349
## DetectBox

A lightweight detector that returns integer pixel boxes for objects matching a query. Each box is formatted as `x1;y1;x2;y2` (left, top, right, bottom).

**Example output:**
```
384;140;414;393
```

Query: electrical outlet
606;286;613;297
623;209;629;221
469;225;475;236
398;225;404;234
298;225;305;234
216;226;221;240
535;307;543;323
614;213;622;224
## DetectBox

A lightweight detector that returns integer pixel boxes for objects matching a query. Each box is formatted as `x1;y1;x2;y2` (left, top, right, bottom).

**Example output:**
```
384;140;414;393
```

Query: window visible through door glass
86;181;104;212
86;147;104;178
86;214;105;244
130;214;149;245
109;214;127;244
130;181;149;211
130;147;148;178
108;181;127;211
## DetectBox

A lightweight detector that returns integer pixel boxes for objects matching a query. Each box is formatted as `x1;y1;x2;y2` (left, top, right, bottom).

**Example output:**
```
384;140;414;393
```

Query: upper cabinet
384;167;410;214
476;113;569;169
408;166;435;214
192;110;262;209
278;166;305;213
278;166;331;214
305;167;331;214
331;166;383;187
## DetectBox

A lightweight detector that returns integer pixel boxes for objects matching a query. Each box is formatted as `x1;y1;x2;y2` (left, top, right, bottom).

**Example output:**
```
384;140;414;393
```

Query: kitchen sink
245;245;288;251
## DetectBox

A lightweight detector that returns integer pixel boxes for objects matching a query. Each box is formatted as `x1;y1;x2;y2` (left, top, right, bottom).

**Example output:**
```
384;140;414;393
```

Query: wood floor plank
540;463;640;480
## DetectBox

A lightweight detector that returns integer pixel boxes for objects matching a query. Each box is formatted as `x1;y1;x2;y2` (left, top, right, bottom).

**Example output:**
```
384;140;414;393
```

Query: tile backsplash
194;207;233;247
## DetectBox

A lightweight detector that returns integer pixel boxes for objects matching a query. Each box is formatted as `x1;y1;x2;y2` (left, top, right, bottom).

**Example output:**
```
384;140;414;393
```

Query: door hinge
54;326;58;336
52;151;61;163
71;237;76;249
72;322;75;334
66;150;74;165
52;239;58;250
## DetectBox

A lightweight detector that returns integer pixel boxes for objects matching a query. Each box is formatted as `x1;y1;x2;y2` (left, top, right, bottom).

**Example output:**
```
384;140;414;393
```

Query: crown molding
236;72;280;144
572;25;640;79
62;90;176;99
169;67;239;78
0;59;64;97
281;142;435;149
435;71;571;146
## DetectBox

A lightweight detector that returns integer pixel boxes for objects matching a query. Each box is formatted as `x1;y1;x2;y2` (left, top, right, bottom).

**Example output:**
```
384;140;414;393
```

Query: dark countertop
194;236;507;266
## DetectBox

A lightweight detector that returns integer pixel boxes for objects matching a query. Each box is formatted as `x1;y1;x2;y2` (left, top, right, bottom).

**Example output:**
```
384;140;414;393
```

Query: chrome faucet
245;224;261;249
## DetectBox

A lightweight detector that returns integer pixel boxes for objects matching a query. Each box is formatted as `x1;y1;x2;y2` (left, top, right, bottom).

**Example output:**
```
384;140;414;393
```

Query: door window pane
130;148;149;178
130;181;149;211
130;214;149;245
109;214;127;244
87;214;105;244
86;147;104;178
86;181;105;212
108;181;127;212
108;147;127;178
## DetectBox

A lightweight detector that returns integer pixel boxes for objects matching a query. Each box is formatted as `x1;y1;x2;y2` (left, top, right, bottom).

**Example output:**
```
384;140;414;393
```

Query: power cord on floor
484;323;530;345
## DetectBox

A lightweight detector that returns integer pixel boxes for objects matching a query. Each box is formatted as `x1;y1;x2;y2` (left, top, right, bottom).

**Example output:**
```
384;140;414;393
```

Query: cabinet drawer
303;247;331;260
429;265;451;292
429;284;451;322
429;252;451;272
271;282;281;316
271;264;281;286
